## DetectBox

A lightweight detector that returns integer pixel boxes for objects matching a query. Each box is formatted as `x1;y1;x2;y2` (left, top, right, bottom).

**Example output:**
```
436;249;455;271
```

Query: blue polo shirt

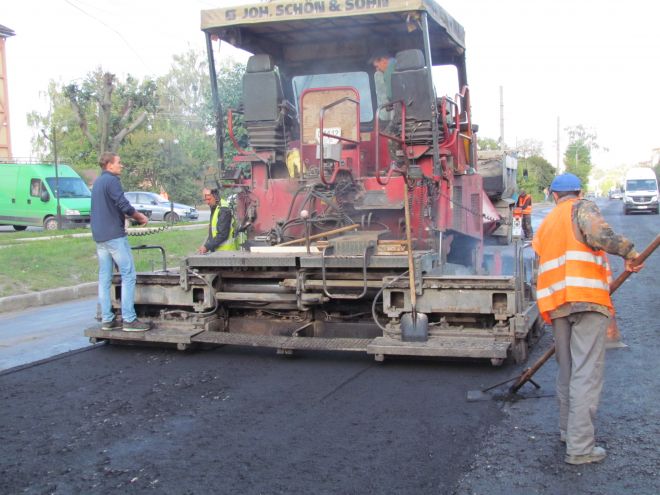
91;171;136;242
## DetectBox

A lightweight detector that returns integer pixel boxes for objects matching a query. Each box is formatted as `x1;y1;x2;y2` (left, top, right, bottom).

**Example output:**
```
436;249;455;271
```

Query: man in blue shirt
91;152;151;332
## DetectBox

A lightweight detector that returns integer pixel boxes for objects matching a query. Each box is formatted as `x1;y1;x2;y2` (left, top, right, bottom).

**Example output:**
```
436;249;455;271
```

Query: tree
514;138;543;160
563;125;602;188
478;137;500;151
517;155;555;200
63;69;158;155
27;51;246;204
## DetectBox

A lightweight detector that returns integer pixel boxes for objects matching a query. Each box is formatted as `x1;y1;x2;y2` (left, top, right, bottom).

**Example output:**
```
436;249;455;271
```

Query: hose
371;270;409;333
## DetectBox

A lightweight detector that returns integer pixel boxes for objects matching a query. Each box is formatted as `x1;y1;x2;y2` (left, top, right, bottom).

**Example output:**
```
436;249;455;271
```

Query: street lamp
41;125;68;229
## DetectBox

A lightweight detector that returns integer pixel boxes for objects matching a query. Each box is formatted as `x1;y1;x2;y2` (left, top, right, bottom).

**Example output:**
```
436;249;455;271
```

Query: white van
623;167;658;214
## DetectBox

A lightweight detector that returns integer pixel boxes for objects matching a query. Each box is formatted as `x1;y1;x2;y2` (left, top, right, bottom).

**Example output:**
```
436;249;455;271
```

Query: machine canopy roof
201;0;466;75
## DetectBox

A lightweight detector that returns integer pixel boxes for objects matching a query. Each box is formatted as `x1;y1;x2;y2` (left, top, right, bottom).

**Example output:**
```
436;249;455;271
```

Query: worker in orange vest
515;189;533;239
532;173;643;465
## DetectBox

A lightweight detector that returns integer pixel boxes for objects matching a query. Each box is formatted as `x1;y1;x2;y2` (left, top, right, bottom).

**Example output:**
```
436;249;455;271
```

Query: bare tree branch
68;96;97;148
109;111;148;152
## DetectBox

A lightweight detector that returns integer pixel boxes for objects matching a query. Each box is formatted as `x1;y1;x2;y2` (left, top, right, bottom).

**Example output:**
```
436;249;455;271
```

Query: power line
62;0;151;71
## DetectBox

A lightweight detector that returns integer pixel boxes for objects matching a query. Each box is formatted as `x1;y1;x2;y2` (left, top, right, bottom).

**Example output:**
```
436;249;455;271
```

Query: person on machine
198;188;238;254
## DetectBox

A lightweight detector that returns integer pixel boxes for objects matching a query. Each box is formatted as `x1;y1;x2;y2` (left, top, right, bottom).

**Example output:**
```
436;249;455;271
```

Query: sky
3;0;660;170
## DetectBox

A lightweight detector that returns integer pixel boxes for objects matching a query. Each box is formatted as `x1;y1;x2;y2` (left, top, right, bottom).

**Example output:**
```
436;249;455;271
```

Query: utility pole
556;116;561;173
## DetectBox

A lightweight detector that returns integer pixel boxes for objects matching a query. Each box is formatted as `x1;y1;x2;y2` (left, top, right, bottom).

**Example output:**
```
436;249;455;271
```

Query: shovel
400;178;428;341
467;232;660;402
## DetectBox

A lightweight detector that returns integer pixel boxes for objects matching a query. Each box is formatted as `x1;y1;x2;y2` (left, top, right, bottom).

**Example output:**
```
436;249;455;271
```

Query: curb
0;282;97;314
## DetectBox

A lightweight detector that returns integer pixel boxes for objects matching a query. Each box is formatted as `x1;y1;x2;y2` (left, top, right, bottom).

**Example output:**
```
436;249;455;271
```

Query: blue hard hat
550;173;582;192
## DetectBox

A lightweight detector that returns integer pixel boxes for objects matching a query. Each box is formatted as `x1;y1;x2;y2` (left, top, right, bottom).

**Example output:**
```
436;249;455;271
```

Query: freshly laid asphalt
0;200;657;494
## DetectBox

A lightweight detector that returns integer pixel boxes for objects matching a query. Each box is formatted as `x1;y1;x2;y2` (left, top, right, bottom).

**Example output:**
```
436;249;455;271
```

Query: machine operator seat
390;49;438;146
242;54;297;160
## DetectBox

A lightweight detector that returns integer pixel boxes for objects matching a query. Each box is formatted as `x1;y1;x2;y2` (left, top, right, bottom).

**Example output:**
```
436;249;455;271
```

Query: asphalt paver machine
87;0;542;365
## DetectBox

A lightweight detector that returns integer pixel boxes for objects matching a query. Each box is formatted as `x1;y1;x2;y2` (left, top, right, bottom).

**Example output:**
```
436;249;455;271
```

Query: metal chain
127;223;173;237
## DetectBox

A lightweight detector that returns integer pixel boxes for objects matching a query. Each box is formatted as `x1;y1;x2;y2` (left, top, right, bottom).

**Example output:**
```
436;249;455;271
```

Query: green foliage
517;155;555;200
62;68;159;154
0;228;204;297
478;137;500;151
562;125;603;189
27;51;247;205
564;141;592;187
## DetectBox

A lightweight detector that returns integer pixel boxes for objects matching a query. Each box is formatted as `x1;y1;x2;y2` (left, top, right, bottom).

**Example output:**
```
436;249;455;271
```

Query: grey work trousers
553;311;609;455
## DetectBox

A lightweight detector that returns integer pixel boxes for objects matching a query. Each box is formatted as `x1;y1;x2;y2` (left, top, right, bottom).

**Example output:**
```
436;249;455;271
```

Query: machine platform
86;325;512;362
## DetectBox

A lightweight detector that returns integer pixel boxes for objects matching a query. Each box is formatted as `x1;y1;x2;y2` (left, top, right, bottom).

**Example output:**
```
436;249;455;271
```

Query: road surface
0;198;657;494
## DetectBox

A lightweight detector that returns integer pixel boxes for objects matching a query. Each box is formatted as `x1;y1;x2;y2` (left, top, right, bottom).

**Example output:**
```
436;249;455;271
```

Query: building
0;24;15;160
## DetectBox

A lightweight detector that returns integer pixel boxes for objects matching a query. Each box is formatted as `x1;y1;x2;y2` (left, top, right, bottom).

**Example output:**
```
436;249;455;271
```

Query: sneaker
101;319;122;331
122;319;151;332
565;446;607;465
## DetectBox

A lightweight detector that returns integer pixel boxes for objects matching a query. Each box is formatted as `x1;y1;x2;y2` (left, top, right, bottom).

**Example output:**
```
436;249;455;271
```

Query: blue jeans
96;236;137;323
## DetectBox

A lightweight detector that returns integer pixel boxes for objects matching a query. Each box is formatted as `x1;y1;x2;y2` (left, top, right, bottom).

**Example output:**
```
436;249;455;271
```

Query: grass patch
0;227;205;297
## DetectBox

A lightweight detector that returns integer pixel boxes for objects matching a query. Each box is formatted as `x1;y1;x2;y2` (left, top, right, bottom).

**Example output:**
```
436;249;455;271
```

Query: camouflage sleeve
574;200;637;259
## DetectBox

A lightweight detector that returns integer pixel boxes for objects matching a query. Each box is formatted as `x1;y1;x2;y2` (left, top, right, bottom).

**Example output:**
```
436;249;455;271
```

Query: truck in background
0;162;91;230
623;167;659;214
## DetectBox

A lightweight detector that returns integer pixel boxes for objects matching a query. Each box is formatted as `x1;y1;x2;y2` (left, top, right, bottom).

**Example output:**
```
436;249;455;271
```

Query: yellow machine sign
201;0;466;62
221;1;393;22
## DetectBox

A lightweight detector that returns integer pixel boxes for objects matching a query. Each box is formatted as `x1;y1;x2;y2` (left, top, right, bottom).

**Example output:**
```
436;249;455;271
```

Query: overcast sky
3;0;659;170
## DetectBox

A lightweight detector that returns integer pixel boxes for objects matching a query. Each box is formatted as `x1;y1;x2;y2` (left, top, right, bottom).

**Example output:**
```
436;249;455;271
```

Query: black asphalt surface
455;198;660;494
1;346;506;494
0;198;657;494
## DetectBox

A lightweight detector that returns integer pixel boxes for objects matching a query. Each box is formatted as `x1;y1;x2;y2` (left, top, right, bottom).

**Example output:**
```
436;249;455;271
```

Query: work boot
101;319;122;331
122;319;152;332
565;446;607;465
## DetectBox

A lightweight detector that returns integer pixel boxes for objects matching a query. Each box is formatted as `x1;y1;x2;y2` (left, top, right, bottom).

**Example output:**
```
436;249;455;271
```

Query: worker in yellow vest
532;173;643;466
198;188;238;254
515;189;533;239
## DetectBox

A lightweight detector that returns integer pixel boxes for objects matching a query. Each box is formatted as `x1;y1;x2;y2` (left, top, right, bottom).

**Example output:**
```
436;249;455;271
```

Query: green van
0;162;91;230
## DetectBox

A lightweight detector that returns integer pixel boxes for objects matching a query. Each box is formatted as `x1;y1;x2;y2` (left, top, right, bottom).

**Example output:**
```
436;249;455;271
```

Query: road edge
0;282;97;314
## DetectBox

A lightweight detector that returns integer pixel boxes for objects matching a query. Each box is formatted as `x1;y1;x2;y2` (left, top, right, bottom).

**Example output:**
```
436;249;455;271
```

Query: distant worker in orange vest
532;173;643;466
516;189;533;239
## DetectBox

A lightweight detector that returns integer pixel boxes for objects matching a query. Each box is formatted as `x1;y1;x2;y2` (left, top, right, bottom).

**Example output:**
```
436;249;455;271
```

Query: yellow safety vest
211;200;239;251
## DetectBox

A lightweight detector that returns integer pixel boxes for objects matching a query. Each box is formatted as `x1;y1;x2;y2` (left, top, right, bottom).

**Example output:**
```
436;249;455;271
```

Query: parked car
124;191;198;222
609;190;623;200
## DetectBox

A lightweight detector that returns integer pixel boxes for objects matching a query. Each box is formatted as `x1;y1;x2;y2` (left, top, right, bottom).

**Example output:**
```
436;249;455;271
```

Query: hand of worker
131;211;149;226
197;245;208;254
624;258;643;273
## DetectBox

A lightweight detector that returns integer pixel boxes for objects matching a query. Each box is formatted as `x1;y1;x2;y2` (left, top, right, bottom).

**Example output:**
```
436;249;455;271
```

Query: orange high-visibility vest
532;198;612;323
516;194;532;215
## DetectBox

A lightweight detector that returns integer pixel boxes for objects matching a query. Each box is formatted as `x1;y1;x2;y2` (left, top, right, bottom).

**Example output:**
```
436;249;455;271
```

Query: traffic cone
606;309;627;349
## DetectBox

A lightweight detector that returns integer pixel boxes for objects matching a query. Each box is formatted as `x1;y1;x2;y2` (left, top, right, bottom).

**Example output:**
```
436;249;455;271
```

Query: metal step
366;336;510;359
192;331;371;352
85;326;204;344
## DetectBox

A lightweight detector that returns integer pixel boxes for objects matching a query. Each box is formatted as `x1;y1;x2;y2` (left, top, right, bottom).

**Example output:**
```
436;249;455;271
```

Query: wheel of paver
89;337;98;344
12;225;28;231
164;212;179;223
510;338;529;364
43;217;58;230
